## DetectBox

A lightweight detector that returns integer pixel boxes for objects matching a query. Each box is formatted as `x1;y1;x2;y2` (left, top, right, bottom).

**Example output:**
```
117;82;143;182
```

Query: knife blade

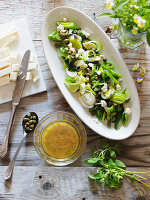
12;49;31;105
0;49;31;158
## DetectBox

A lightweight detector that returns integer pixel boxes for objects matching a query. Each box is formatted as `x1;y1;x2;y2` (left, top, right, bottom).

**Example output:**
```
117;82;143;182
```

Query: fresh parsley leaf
85;158;99;165
115;160;126;168
109;150;116;158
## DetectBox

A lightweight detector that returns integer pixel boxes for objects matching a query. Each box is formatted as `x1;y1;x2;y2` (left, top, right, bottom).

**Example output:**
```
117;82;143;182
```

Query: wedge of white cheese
0;75;10;86
10;71;18;81
10;51;20;64
0;47;11;60
32;71;39;82
0;66;11;78
26;71;32;81
11;64;20;72
0;57;10;70
28;63;38;71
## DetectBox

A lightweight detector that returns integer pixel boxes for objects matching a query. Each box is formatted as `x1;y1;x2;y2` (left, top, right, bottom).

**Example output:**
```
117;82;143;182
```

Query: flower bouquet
99;0;150;49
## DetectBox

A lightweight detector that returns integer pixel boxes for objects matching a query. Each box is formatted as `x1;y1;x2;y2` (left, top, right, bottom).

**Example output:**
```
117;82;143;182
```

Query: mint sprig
85;141;150;196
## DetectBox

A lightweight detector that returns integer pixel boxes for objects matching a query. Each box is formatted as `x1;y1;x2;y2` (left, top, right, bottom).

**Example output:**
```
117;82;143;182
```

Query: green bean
105;71;119;84
102;65;122;78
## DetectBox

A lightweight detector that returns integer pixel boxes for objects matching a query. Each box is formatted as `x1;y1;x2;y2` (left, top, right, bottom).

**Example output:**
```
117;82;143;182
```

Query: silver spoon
4;112;38;180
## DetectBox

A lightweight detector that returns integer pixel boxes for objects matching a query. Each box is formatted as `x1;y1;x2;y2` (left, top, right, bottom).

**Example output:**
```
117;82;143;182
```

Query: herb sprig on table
85;141;150;196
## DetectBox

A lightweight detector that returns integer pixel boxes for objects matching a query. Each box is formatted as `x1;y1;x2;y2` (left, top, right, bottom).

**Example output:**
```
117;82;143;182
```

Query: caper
30;124;35;129
29;120;33;124
33;120;37;123
32;116;36;120
24;118;30;122
26;122;30;126
30;116;33;120
27;113;31;118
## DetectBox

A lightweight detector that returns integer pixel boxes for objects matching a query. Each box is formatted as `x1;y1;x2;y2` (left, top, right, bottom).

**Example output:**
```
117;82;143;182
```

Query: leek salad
48;18;131;129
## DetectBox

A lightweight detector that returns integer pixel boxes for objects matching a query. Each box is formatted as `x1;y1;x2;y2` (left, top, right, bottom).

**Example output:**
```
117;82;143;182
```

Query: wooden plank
0;166;150;200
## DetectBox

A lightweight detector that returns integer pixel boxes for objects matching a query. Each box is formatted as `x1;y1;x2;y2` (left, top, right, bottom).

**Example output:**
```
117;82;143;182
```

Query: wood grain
0;166;150;200
0;0;150;199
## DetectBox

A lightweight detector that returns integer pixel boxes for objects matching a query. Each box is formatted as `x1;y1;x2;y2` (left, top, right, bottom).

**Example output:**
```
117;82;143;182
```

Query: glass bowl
33;111;87;166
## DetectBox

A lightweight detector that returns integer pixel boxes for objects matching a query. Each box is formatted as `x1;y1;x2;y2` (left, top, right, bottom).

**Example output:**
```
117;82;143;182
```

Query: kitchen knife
0;49;31;158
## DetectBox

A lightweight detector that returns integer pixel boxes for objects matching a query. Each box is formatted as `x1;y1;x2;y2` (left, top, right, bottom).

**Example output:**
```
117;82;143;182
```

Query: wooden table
0;1;150;199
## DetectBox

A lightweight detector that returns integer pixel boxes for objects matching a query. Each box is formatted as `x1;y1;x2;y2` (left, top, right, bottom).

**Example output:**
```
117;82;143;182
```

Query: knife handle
0;104;17;158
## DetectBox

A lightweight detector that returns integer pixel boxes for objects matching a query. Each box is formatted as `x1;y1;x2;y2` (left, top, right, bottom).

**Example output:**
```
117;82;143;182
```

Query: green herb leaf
109;150;116;158
98;13;113;18
108;158;116;168
115;160;126;168
146;31;150;47
85;158;99;165
130;176;135;184
114;0;129;10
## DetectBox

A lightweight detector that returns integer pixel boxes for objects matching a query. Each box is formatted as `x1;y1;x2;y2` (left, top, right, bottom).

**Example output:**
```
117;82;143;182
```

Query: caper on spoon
4;112;38;180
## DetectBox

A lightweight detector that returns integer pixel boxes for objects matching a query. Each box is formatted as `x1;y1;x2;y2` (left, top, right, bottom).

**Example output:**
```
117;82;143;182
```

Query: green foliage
85;140;150;195
99;0;150;46
146;31;150;46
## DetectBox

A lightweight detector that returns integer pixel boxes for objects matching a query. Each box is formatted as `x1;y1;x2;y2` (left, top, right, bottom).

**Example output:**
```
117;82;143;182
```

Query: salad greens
85;140;150;196
48;18;131;129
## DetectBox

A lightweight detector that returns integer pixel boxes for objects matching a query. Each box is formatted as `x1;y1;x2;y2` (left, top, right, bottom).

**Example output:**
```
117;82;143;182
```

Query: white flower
125;108;132;115
133;15;146;28
101;83;108;92
82;30;90;38
106;0;114;9
116;84;121;91
100;100;107;107
57;24;64;32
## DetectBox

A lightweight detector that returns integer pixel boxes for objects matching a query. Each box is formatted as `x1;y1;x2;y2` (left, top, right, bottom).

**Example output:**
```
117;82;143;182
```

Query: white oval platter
42;6;140;140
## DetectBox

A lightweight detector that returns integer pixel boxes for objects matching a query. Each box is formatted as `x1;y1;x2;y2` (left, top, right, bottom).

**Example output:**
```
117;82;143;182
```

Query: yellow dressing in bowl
42;121;79;159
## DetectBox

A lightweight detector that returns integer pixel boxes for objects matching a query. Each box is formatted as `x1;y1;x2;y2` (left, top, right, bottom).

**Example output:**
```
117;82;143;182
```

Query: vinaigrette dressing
42;121;79;159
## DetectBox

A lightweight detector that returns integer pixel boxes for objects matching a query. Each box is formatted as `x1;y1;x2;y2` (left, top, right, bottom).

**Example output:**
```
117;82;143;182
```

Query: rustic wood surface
0;0;150;199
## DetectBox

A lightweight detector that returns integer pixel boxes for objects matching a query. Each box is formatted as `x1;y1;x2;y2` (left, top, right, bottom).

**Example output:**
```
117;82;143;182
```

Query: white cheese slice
0;57;10;70
32;71;39;82
26;71;32;80
0;47;11;60
11;64;20;72
10;51;20;64
10;71;18;81
0;26;18;48
1;35;16;50
0;75;10;87
0;66;11;77
28;63;38;71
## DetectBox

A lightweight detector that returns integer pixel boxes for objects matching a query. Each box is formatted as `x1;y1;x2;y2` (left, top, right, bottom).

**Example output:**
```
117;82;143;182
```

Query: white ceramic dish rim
42;6;140;140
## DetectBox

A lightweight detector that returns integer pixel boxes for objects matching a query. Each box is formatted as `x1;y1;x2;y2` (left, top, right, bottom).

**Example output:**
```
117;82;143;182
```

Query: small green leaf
98;13;113;18
93;172;103;179
85;158;99;165
146;31;150;47
130;176;135;184
88;174;96;179
108;158;116;168
114;0;129;10
109;150;116;158
115;160;126;168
